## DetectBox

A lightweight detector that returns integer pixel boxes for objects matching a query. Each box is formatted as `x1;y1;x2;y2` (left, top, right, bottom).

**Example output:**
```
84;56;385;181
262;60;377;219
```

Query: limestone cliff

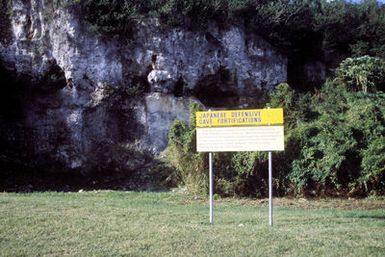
0;0;287;172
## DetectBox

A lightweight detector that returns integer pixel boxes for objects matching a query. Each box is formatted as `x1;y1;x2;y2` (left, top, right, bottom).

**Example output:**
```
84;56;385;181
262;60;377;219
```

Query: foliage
213;151;265;197
167;102;267;197
335;55;385;92
66;1;385;91
167;102;207;195
60;0;385;95
71;0;139;36
166;54;385;197
289;80;385;196
167;90;301;197
252;0;385;57
264;83;310;195
69;0;255;37
263;58;385;196
252;0;320;50
349;0;385;58
67;1;385;54
360;136;385;194
267;83;304;129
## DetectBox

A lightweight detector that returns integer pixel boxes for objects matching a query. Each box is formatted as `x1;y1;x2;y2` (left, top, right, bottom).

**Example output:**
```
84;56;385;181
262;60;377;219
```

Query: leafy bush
167;87;302;197
289;79;385;196
359;136;385;195
213;151;268;197
167;102;207;194
265;83;311;195
69;0;255;37
167;61;385;197
167;102;271;197
335;56;385;92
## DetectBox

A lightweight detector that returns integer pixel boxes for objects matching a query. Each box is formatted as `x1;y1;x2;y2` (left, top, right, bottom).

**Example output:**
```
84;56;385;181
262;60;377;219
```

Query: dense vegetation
2;1;384;197
69;0;385;197
72;1;385;61
168;56;385;197
71;0;385;51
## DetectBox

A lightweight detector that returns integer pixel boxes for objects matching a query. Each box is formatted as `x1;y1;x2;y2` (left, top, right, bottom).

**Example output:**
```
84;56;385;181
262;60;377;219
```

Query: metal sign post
208;109;214;225
268;151;273;226
209;152;214;224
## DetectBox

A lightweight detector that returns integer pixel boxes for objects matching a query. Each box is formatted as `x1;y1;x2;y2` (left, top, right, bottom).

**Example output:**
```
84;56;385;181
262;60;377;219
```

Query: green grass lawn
0;191;384;257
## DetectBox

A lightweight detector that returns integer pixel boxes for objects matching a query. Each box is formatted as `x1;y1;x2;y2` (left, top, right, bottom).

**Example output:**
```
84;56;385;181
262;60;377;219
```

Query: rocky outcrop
0;0;287;172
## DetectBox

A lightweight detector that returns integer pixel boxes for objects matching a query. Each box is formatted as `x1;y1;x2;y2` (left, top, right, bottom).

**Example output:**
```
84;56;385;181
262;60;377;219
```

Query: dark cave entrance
40;61;67;92
193;67;239;108
195;84;239;108
0;64;28;121
0;61;67;167
173;77;185;97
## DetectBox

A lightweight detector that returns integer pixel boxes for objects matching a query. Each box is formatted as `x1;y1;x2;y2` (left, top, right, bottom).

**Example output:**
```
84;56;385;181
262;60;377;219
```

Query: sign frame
196;108;284;226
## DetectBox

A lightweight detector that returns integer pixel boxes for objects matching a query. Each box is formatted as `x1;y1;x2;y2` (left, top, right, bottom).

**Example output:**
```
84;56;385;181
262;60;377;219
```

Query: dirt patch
178;196;385;210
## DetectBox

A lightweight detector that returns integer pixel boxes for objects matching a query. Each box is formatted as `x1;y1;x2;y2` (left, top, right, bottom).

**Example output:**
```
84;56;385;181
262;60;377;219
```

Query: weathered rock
0;0;287;172
144;93;192;152
131;20;287;101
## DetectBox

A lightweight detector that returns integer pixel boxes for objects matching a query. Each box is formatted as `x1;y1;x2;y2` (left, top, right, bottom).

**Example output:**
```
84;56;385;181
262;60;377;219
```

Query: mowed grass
0;191;384;257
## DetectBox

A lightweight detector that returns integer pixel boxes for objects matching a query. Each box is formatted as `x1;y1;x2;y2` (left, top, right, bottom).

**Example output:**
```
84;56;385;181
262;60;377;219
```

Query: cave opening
173;77;184;97
39;61;67;93
0;61;67;170
195;84;239;108
131;75;151;94
194;67;239;108
0;64;28;122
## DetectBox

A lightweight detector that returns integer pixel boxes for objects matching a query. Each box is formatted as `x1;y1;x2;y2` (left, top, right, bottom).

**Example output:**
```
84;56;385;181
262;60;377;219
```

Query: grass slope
0;191;384;257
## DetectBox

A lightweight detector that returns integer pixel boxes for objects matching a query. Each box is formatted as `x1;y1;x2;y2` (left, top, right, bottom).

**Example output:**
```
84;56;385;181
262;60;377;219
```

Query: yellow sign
196;108;283;128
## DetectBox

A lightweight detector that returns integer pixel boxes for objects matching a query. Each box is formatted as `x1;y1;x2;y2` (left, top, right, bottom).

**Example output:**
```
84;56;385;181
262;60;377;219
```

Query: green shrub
167;103;270;197
167;56;385;197
359;136;385;195
167;102;207;195
267;83;301;129
263;62;385;196
289;77;385;196
69;0;255;36
167;90;302;197
335;56;385;92
265;83;311;195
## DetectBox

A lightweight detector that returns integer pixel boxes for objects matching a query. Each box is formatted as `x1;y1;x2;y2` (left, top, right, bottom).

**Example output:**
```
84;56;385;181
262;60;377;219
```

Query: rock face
0;0;287;172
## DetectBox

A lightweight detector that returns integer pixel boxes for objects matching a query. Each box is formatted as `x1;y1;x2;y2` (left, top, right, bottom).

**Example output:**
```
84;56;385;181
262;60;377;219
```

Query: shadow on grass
0;160;175;193
346;213;385;220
